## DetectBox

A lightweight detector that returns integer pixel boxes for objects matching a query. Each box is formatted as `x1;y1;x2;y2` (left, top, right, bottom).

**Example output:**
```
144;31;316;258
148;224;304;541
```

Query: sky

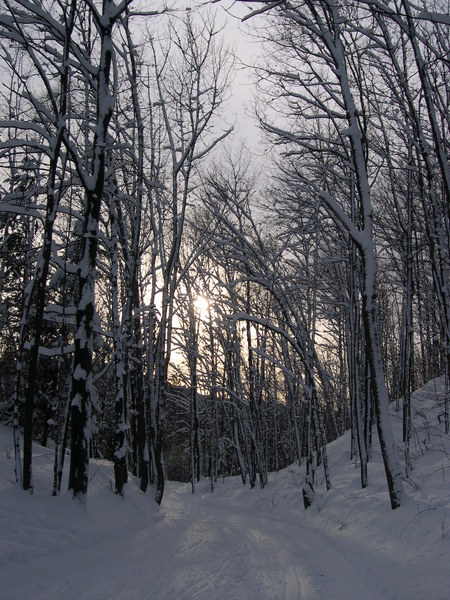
190;1;267;155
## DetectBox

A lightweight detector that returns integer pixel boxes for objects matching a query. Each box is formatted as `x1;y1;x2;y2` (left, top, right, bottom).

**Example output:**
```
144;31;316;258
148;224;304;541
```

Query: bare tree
145;12;233;503
240;0;404;507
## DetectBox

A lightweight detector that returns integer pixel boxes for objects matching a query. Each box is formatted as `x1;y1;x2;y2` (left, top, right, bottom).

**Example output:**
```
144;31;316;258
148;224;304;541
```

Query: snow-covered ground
1;377;449;599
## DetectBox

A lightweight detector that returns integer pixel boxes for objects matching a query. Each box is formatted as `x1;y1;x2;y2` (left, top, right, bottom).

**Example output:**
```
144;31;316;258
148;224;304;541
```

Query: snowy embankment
1;377;449;600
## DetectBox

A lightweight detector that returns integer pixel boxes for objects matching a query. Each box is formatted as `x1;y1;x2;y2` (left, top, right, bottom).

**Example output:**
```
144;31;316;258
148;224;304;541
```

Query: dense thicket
0;0;448;509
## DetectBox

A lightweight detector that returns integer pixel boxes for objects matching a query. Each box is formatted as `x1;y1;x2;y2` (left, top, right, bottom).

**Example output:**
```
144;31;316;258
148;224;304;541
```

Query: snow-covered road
2;377;449;600
2;479;387;600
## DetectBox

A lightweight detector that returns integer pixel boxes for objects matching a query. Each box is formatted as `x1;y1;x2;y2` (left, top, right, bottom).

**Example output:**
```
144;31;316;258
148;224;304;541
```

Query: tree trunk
68;4;116;498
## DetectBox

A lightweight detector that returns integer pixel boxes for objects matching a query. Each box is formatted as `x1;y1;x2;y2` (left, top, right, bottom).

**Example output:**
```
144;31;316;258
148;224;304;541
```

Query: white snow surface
1;377;449;599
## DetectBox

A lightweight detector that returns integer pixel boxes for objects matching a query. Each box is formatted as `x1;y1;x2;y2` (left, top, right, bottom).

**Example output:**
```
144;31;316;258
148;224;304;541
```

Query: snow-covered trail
155;484;387;600
3;480;384;600
2;377;449;600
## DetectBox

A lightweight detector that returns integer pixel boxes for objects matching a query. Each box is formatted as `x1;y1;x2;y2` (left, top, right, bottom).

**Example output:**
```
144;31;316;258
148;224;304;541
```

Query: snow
73;364;88;381
1;377;449;599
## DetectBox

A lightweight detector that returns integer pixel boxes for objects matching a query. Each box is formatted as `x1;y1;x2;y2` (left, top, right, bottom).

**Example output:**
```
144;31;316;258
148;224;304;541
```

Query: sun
193;295;209;319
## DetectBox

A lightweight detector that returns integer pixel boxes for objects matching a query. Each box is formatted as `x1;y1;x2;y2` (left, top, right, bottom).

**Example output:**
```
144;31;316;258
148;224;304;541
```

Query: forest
0;0;448;513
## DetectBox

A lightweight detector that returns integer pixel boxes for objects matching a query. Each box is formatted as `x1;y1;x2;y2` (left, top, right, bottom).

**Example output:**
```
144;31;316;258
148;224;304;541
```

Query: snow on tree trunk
109;196;127;496
361;245;403;509
305;0;404;507
68;1;117;499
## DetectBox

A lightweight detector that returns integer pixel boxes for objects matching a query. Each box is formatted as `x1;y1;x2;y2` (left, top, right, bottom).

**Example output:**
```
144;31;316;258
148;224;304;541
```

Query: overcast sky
190;1;267;156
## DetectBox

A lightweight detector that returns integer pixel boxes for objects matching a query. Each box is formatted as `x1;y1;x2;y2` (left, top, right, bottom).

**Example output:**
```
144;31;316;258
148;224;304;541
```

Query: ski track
2;486;386;600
